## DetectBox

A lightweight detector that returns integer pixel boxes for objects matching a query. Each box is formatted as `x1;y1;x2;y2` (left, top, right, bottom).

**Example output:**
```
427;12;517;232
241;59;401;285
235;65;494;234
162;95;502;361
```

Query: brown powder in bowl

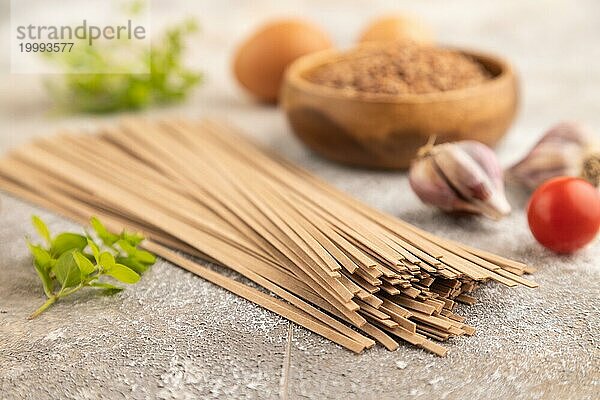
304;45;492;95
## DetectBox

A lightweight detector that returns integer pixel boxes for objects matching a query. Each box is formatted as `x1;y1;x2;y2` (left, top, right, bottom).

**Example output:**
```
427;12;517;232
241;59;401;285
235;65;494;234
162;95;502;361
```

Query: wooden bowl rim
283;44;515;104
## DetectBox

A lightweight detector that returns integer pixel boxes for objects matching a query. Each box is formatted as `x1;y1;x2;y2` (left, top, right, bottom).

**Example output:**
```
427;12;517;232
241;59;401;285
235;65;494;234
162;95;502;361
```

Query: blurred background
0;0;599;160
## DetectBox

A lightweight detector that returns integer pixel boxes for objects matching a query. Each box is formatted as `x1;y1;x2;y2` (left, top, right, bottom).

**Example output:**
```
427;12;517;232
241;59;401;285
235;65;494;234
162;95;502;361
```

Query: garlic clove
432;143;511;220
456;141;512;218
458;141;504;190
408;154;472;212
508;121;600;190
409;140;511;220
534;121;591;145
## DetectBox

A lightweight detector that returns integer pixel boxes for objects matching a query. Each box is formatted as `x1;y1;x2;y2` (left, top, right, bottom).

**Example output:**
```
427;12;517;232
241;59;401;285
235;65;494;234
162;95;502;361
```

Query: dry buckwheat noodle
0;118;537;356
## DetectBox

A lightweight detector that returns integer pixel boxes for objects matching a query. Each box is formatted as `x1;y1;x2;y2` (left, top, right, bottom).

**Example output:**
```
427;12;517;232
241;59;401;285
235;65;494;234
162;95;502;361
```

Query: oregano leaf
105;263;140;284
73;251;95;275
87;237;100;262
26;241;52;270
116;256;148;274
31;216;52;246
90;217;106;235
122;231;144;246
135;250;156;265
33;262;55;298
53;251;81;288
51;233;87;257
116;239;137;255
91;217;119;246
91;281;123;290
90;282;123;294
99;252;116;269
27;240;55;298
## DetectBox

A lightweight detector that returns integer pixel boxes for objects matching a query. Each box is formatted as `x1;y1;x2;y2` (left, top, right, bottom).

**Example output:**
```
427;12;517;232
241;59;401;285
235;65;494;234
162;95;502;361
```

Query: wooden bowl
280;46;519;169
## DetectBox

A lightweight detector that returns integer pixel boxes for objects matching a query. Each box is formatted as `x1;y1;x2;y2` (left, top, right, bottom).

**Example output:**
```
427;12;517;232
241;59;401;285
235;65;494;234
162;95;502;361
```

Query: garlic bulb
409;140;511;220
508;122;599;190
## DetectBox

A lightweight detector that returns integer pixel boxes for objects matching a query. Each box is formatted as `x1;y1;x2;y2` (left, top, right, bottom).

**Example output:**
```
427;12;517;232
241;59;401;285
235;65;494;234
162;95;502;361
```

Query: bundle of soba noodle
0;119;537;356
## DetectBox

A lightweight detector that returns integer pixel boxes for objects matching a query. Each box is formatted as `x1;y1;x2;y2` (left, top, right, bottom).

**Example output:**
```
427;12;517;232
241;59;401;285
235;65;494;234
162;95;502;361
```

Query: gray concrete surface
1;1;599;399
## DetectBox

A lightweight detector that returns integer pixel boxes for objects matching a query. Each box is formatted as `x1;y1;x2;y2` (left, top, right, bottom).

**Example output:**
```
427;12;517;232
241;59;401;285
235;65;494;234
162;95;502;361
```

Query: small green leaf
32;216;52;246
99;252;116;269
28;241;55;298
91;217;119;246
73;251;95;275
26;241;52;270
116;256;148;274
51;233;87;257
116;239;137;255
33;262;54;297
91;281;123;290
90;281;123;294
87;237;100;262
121;231;144;246
53;251;81;288
90;217;106;234
105;263;140;284
135;250;156;265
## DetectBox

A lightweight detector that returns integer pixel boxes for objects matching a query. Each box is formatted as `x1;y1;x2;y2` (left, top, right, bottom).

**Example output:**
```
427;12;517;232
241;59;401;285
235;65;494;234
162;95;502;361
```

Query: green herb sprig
44;10;202;113
26;216;156;319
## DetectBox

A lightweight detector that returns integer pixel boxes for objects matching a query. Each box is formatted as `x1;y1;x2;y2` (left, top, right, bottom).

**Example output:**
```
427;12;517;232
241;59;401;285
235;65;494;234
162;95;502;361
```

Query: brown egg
233;19;332;103
358;15;434;45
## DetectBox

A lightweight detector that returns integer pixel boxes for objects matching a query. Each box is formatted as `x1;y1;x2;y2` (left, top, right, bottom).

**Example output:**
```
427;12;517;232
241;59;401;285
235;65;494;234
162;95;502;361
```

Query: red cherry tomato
527;177;600;253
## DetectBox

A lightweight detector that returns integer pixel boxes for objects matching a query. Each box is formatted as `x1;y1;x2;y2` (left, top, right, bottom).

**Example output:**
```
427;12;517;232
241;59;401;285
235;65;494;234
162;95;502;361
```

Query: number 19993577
19;42;74;52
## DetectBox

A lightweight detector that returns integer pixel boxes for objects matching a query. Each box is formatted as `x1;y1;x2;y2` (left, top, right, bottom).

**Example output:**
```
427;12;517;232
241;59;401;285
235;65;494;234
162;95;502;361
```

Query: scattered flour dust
43;328;65;341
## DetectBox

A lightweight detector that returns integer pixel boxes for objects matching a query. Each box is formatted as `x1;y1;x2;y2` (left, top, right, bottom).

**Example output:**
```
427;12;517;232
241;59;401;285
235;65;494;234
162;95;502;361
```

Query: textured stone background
0;1;599;399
